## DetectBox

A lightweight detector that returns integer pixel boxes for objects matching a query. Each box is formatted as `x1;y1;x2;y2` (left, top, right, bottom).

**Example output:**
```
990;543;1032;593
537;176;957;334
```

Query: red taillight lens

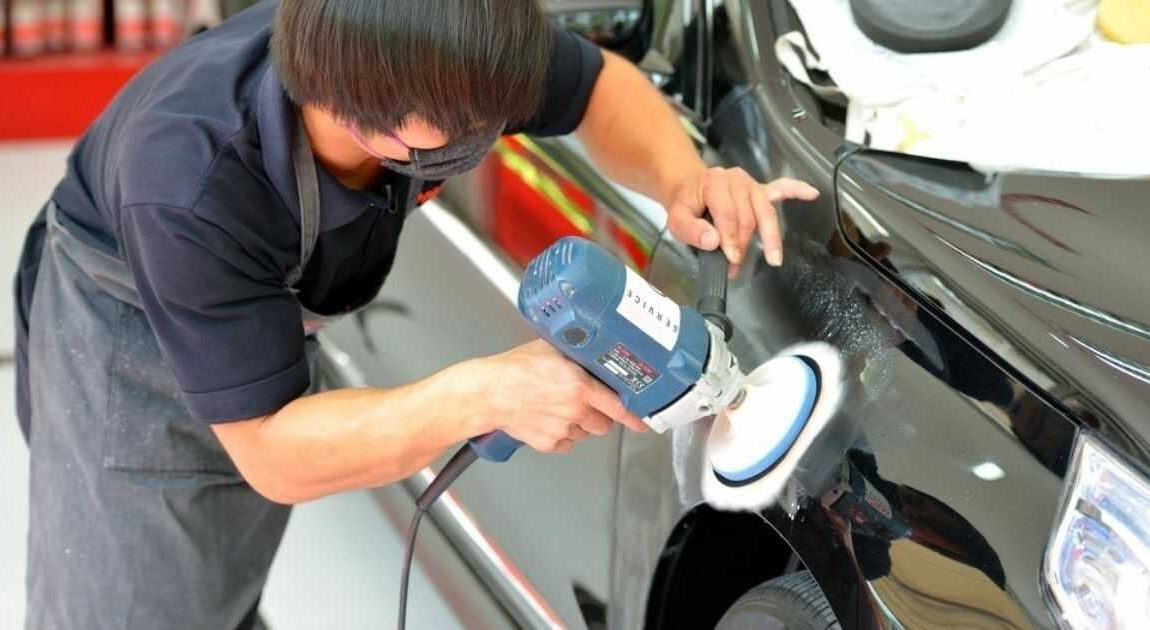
483;135;653;271
484;136;593;267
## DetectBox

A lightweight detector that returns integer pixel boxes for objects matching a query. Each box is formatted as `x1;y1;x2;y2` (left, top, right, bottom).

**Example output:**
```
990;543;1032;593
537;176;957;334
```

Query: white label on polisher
617;267;681;350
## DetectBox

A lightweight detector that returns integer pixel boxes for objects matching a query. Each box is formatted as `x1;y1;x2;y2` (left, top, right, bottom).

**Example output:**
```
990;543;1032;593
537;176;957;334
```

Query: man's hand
666;170;820;277
465;340;649;454
574;52;821;275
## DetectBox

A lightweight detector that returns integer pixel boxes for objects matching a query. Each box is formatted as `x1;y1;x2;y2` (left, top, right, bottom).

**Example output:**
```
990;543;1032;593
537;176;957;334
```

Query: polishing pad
703;342;844;512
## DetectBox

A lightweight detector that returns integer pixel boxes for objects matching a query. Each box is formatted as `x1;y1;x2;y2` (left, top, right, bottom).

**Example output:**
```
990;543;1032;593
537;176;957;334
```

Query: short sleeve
120;204;309;423
510;24;606;137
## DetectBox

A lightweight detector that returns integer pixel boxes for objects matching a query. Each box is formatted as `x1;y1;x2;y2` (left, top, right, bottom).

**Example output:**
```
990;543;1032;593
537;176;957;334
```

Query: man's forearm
575;51;707;207
212;361;484;504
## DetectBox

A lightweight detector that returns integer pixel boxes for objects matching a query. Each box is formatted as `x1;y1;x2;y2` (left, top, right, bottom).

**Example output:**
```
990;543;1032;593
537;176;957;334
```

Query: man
13;1;820;628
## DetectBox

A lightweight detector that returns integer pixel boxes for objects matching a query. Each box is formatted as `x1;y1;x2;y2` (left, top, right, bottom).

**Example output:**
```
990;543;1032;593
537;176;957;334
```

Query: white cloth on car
777;0;1150;176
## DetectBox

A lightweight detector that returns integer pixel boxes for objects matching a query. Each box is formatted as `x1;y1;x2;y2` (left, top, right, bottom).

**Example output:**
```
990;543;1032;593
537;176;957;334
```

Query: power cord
397;224;677;628
396;509;423;630
396;443;481;630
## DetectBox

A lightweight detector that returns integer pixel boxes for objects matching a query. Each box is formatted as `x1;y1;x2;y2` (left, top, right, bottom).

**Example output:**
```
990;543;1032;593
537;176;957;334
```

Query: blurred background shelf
0;50;157;140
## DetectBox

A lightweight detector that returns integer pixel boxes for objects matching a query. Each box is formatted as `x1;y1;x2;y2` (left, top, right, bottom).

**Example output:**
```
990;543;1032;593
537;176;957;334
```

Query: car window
647;0;705;113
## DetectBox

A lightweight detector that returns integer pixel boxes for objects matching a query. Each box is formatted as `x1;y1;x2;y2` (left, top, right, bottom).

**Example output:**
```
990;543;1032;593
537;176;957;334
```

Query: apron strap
285;109;322;289
45;202;145;311
287;109;424;287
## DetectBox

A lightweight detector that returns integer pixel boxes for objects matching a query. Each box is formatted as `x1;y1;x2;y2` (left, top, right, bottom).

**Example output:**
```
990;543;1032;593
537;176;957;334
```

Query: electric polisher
396;235;843;629
508;236;843;510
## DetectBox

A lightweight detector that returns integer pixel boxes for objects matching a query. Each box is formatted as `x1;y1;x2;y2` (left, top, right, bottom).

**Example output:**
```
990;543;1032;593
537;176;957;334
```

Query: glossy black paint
644;506;792;629
838;151;1150;468
615;1;1147;629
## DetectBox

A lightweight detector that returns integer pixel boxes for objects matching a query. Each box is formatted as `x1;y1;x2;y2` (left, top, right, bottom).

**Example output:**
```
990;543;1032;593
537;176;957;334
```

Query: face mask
347;124;503;180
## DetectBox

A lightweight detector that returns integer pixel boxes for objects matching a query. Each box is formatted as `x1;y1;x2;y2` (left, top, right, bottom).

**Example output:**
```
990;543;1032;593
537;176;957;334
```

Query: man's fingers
577;411;613;437
736;186;757;253
751;186;783;266
664;172;817;271
702;169;742;265
766;178;820;203
733;174;758;274
569;425;591;441
666;202;720;252
586;380;649;432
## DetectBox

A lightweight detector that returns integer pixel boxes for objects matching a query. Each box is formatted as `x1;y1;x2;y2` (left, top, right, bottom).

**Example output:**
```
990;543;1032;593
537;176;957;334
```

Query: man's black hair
272;0;552;138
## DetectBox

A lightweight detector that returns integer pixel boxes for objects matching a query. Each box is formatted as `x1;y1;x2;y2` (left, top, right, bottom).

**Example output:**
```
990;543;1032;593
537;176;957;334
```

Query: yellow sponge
1099;0;1150;44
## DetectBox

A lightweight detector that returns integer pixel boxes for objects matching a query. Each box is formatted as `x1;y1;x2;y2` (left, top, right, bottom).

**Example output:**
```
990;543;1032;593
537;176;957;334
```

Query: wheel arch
644;504;797;628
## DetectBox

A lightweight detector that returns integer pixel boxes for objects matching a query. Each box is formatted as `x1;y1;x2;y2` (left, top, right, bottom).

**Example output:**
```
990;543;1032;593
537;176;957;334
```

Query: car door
610;2;1094;628
320;3;668;628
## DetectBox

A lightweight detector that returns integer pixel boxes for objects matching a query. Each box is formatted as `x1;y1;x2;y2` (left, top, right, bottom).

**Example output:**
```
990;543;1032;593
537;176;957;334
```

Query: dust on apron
23;112;421;630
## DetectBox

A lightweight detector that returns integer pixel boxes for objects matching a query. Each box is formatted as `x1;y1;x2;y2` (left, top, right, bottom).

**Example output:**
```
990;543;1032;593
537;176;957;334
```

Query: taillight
482;135;653;272
484;135;594;267
1045;434;1150;628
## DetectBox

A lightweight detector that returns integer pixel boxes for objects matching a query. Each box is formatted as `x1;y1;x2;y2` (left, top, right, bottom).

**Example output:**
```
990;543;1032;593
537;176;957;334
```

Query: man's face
347;115;450;164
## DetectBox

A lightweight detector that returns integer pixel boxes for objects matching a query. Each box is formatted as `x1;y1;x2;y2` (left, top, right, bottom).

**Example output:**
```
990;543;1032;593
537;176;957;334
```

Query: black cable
396;444;481;630
396;508;424;630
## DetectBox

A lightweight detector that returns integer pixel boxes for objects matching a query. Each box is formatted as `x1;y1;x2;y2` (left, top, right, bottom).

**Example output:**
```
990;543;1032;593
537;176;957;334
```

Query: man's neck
300;105;386;191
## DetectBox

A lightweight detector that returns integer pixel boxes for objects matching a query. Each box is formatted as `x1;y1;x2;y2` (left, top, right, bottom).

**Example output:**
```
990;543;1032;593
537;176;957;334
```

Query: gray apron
24;113;416;629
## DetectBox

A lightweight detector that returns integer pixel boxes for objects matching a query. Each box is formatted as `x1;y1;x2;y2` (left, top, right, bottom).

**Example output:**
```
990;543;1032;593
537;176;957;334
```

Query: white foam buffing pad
703;342;844;512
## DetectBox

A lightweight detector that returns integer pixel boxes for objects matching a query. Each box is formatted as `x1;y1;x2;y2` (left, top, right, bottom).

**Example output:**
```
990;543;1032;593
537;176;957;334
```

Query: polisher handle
696;211;734;341
468;431;523;462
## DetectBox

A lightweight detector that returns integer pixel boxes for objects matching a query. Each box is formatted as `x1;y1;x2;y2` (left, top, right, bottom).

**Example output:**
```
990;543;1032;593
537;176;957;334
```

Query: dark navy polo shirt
23;0;604;423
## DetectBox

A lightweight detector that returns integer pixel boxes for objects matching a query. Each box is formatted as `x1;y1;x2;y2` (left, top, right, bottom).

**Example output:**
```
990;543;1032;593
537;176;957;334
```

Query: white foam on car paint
671;418;711;508
781;238;899;405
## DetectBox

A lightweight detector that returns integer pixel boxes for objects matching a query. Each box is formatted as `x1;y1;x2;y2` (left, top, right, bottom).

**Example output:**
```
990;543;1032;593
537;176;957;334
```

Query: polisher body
517;237;741;432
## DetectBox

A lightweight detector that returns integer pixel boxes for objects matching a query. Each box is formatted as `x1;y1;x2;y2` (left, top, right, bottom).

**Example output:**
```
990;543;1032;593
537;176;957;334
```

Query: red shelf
0;50;159;141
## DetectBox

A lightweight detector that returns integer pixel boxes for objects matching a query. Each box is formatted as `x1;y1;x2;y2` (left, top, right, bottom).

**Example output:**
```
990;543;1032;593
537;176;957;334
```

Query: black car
317;1;1150;627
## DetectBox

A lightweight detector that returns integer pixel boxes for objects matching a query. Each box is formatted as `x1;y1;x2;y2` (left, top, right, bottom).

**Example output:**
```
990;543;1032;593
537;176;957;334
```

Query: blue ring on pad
712;356;820;486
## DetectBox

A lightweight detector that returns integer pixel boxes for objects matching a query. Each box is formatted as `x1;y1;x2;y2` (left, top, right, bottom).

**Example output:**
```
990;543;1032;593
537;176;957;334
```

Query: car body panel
837;152;1150;467
613;1;1116;628
608;93;1080;630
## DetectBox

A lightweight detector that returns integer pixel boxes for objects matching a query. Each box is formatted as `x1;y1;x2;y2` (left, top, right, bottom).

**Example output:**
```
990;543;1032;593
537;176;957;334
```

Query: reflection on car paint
843;160;1058;271
487;135;593;266
941;238;1150;344
1068;335;1150;387
409;467;568;628
897;268;1060;394
837;204;1078;468
835;152;1150;466
822;451;1007;589
514;135;659;271
486;135;656;271
999;194;1089;255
